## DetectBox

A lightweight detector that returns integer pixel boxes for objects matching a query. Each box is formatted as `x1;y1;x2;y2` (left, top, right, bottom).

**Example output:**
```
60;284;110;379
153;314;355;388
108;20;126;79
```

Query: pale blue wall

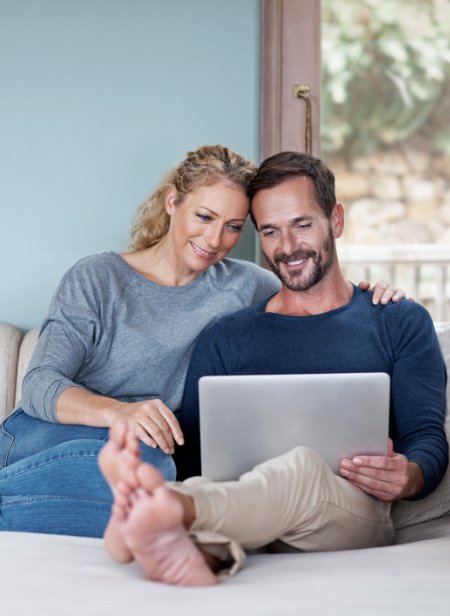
0;0;260;330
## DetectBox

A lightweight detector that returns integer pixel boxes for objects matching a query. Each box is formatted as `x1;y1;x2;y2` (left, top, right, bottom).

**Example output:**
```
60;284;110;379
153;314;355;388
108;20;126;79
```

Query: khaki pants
172;447;394;577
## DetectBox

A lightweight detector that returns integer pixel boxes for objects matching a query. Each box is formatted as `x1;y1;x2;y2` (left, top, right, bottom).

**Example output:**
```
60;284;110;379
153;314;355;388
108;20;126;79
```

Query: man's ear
164;187;178;215
331;202;345;238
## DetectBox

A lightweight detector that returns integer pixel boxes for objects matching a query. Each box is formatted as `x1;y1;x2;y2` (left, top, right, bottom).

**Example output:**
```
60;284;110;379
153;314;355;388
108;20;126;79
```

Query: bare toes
136;463;165;494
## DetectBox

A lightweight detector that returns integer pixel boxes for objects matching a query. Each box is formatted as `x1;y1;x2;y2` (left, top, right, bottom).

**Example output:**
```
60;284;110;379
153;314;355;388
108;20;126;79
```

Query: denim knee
0;408;109;468
0;408;176;480
139;442;176;481
0;423;13;468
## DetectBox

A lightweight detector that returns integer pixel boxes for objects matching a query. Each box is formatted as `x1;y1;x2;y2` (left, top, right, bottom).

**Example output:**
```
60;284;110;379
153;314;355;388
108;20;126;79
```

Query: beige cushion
14;328;39;406
1;531;450;616
0;323;23;421
391;323;450;529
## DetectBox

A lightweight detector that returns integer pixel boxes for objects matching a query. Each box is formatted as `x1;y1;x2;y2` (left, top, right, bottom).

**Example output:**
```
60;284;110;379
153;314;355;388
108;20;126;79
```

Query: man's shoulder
355;287;431;323
367;294;438;351
380;295;433;324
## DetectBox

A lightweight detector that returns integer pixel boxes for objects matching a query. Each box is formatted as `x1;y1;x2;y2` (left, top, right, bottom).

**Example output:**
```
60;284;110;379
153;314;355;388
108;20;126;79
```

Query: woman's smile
188;240;218;260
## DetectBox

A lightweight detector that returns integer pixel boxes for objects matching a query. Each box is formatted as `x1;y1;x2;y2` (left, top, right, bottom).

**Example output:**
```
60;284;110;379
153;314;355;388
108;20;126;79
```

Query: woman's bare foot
121;463;218;586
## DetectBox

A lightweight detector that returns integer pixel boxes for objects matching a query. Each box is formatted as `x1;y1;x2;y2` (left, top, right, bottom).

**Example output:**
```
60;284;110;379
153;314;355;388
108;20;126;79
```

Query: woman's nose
205;224;222;248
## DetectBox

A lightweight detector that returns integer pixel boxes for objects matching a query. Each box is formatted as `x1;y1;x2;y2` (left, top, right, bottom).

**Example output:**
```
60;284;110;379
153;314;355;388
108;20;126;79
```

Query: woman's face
165;180;249;275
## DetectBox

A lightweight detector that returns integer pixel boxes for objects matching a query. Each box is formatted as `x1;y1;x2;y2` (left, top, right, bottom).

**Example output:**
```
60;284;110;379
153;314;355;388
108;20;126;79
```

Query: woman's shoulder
207;258;280;303
63;252;125;281
210;258;279;286
69;251;118;270
53;253;130;300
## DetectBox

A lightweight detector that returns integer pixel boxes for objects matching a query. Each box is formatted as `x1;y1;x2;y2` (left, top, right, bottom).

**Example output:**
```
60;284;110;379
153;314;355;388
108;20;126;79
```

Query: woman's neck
122;241;200;287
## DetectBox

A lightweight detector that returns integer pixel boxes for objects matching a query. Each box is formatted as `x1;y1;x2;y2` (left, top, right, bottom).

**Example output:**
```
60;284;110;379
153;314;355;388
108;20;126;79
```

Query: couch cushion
1;531;450;615
0;323;23;421
14;328;39;406
394;513;450;544
391;322;450;529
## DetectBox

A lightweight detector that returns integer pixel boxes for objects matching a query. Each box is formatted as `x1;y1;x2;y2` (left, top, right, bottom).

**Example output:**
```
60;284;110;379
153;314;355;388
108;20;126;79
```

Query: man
99;152;448;586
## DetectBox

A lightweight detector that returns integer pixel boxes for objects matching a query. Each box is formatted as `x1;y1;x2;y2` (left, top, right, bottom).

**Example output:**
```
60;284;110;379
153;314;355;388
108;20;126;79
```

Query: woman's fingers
137;412;174;453
358;280;407;305
138;401;185;450
372;280;399;304
157;402;185;446
118;399;184;454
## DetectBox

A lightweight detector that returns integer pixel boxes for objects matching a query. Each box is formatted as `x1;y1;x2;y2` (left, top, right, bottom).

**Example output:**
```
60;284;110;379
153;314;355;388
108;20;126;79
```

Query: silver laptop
199;372;390;480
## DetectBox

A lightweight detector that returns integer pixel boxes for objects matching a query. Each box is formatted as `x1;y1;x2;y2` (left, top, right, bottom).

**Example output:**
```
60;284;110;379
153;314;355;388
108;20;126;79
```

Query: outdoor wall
330;146;450;246
0;0;261;330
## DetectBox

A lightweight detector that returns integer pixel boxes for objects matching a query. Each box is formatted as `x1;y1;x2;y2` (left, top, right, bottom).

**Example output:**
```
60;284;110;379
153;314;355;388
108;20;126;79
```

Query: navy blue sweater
176;286;448;498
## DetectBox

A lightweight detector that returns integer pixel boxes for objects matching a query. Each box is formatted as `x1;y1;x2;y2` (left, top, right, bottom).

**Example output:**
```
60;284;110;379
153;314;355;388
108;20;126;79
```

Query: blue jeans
0;409;176;537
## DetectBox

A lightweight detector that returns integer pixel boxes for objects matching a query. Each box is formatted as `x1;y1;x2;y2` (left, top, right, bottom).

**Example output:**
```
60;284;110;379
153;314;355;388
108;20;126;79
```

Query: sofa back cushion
0;323;23;421
0;325;39;421
391;322;450;529
14;329;39;405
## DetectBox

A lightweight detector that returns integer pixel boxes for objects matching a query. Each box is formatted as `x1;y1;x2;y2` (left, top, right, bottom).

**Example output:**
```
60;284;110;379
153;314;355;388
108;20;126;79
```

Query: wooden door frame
261;0;321;160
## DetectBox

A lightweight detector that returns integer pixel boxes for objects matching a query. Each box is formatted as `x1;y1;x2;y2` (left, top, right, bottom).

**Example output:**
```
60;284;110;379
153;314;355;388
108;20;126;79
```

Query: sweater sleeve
175;322;230;479
20;262;102;422
388;302;448;498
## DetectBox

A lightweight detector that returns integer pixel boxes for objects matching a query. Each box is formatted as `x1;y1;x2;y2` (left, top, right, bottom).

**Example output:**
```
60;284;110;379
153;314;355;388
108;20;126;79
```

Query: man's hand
114;399;184;454
339;439;424;501
358;280;412;305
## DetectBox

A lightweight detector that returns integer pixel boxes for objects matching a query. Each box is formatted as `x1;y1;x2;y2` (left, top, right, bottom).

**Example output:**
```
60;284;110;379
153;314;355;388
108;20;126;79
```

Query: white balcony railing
338;244;450;322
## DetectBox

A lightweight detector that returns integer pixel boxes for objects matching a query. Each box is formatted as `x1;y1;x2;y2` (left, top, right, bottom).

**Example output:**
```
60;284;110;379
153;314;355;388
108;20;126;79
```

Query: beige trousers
172;447;394;577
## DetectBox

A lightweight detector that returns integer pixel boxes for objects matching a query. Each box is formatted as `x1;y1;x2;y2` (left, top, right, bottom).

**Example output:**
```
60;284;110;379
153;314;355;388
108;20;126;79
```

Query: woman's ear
331;202;345;239
164;187;178;216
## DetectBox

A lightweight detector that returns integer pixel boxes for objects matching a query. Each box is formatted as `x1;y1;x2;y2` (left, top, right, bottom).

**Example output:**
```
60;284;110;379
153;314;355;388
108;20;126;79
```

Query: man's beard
264;227;336;292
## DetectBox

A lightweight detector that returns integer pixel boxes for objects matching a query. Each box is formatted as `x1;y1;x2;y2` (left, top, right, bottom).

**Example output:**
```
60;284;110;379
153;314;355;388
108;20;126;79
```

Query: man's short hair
247;152;336;225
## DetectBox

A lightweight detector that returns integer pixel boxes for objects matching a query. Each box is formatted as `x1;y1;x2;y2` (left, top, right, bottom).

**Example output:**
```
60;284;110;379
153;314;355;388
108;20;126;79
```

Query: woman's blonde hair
130;145;256;250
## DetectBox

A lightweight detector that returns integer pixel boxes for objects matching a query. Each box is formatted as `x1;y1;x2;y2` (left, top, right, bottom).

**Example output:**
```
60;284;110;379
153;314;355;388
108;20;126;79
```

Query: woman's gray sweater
20;252;280;422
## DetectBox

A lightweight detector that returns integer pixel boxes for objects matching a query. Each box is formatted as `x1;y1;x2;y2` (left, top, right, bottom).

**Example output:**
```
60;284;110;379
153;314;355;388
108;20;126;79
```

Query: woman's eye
197;213;211;222
227;224;243;233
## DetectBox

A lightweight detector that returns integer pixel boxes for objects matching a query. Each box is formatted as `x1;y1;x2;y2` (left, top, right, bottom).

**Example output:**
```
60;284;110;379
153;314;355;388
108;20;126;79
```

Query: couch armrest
14;329;40;406
0;323;23;421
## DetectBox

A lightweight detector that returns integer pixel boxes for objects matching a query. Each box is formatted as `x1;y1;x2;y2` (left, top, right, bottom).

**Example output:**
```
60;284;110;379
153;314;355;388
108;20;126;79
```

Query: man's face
252;176;341;292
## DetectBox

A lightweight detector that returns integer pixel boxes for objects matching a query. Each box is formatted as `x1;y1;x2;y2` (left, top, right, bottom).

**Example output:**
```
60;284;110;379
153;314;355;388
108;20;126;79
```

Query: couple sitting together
0;147;447;587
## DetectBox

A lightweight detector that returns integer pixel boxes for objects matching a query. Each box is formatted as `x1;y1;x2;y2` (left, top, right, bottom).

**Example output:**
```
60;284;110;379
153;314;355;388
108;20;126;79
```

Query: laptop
199;372;390;481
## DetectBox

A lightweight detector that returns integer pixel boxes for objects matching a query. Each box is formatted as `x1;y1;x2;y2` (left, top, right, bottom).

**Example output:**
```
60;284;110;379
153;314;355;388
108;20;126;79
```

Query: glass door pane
321;0;450;318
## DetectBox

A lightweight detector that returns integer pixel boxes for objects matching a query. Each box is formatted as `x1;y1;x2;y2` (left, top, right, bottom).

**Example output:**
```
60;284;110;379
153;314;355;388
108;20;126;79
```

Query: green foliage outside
321;0;450;156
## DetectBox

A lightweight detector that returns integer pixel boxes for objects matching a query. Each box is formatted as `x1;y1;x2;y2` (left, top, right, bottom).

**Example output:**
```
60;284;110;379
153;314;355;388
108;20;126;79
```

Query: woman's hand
114;399;184;454
358;280;411;305
56;388;184;455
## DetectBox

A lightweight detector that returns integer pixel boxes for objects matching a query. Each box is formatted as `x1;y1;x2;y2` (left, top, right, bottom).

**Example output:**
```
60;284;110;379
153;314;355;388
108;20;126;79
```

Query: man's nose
280;230;297;255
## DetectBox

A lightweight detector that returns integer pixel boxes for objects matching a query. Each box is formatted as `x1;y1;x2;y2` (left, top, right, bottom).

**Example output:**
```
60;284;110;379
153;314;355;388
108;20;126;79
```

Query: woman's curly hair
130;145;256;250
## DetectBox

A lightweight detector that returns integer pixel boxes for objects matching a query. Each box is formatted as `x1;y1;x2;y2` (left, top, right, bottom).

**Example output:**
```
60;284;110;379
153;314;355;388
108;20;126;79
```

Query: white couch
1;321;450;615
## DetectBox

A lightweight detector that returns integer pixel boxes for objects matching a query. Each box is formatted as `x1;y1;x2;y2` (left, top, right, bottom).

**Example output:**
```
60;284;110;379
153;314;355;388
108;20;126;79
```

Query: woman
0;145;402;538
